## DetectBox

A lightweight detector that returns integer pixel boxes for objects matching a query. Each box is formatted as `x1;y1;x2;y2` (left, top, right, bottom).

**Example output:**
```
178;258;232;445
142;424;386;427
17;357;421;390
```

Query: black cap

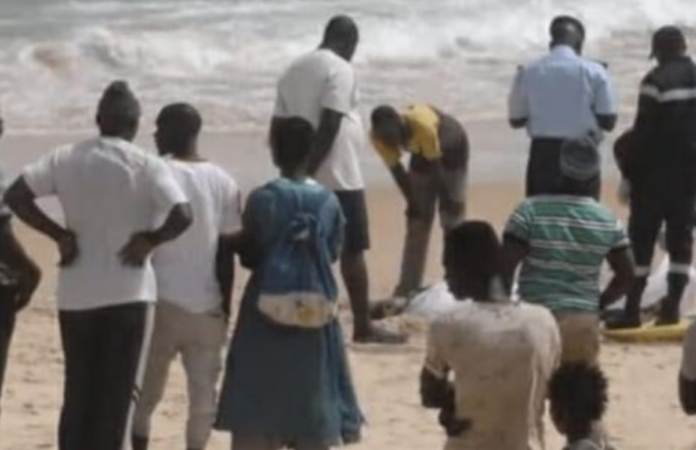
650;26;687;59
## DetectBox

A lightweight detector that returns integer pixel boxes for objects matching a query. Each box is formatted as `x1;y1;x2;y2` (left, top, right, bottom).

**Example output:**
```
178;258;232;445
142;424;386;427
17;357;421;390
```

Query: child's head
549;363;608;441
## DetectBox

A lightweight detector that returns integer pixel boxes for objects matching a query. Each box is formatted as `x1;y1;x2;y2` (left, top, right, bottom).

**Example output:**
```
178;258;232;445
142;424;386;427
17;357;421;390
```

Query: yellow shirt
371;104;442;168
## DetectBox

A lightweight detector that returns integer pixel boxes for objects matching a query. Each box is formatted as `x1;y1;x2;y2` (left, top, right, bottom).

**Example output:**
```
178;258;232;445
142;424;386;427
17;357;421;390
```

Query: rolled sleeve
592;66;616;116
682;322;696;380
23;152;59;198
148;159;187;213
508;67;529;121
504;201;533;243
320;64;354;115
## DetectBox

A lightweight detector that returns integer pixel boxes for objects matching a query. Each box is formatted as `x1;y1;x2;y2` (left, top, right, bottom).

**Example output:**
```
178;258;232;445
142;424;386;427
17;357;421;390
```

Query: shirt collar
550;45;579;59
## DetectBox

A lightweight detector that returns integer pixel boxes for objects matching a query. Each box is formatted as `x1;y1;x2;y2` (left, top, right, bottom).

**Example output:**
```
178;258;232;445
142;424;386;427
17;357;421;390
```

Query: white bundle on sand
607;257;696;315
405;256;696;320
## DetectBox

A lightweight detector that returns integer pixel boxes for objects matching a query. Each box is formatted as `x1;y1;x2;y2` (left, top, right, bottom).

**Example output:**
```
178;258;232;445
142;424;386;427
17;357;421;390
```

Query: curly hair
549;363;608;437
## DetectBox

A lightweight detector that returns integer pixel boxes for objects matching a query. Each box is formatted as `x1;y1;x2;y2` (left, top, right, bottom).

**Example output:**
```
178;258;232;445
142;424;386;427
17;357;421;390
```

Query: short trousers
334;190;371;256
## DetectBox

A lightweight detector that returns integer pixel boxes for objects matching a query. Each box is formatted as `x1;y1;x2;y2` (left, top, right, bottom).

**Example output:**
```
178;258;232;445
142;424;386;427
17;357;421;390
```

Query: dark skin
155;116;239;322
680;375;696;415
420;248;494;437
271;18;403;344
500;178;635;309
5;116;192;271
0;119;42;311
372;110;464;220
509;21;617;132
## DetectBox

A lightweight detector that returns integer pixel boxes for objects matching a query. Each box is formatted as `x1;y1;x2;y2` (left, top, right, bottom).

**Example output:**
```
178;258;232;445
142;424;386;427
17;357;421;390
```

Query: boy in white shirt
132;104;242;450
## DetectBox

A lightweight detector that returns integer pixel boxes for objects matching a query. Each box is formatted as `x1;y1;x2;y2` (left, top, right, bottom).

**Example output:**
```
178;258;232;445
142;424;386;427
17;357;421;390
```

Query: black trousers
526;138;601;199
58;302;153;450
0;284;17;408
629;184;696;274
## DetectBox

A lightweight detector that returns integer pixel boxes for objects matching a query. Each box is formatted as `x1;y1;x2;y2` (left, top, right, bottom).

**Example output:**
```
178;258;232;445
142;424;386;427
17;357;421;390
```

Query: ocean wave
0;0;695;133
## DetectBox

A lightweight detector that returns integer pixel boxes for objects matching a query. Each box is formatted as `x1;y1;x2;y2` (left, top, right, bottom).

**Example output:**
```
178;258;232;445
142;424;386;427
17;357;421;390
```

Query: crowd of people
1;10;696;450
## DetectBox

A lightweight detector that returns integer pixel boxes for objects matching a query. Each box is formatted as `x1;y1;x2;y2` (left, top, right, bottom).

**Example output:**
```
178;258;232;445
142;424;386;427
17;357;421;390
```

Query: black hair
549;363;608;439
371;105;401;128
557;175;600;197
323;15;358;44
550;15;586;41
97;80;141;138
156;103;202;156
444;221;502;297
157;103;202;136
271;117;315;171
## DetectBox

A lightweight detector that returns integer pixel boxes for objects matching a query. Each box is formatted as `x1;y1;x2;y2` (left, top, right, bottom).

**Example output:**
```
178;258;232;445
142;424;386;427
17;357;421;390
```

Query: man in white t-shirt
4;81;192;450
421;221;560;450
272;15;405;343
132;104;242;450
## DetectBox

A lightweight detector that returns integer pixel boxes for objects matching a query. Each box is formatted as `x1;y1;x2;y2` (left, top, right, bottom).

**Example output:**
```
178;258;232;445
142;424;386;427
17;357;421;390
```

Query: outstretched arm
600;247;635;310
501;234;529;293
5;177;78;266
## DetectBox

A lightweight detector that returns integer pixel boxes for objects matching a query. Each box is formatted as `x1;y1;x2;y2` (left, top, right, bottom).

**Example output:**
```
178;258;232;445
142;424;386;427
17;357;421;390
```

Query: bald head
320;15;359;61
550;16;585;54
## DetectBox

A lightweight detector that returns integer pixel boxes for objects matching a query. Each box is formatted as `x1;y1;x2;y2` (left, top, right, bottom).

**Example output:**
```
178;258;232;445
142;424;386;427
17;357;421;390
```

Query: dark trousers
526;138;601;199
58;302;153;450
0;285;17;407
627;185;696;316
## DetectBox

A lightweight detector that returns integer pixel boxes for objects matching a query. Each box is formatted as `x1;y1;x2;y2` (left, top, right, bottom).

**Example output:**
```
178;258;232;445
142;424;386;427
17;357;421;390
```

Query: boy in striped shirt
502;136;634;365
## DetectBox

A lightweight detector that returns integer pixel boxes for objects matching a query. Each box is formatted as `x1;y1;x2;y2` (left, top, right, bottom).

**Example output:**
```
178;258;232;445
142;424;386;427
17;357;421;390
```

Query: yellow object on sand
603;320;692;343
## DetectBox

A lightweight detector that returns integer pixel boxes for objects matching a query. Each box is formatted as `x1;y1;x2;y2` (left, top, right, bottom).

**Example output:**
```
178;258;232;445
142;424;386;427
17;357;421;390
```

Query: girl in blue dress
215;117;363;450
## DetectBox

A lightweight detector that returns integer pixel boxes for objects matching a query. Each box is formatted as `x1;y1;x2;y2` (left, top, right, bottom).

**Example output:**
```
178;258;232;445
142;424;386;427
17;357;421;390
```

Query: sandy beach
1;126;695;450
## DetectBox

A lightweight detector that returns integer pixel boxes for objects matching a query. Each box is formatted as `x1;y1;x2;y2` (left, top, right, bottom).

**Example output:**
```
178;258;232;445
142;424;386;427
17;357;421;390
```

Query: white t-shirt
153;160;242;313
509;45;616;139
274;49;366;191
425;300;561;450
23;137;187;311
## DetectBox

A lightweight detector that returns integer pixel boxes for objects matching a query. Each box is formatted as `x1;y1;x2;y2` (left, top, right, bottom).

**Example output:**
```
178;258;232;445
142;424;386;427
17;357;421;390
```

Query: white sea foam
0;0;695;132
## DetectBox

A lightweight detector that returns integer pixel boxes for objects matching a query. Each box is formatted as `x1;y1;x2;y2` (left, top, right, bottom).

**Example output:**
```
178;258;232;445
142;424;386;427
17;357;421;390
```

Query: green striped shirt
505;196;629;313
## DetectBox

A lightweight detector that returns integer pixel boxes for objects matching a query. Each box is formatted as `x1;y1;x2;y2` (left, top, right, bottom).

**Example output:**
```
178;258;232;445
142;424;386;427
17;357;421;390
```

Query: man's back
274;49;365;191
154;160;241;313
22;137;185;310
426;301;560;450
505;196;628;313
275;49;354;129
511;46;613;139
634;57;696;182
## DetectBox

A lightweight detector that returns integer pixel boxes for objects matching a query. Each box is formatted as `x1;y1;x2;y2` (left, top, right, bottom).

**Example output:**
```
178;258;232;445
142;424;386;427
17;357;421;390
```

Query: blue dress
215;178;364;446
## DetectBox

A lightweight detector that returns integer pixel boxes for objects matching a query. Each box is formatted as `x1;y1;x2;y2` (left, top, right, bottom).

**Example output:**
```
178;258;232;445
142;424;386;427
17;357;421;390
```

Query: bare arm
389;163;415;204
509;118;528;129
596;114;618;132
5;177;78;266
307;108;343;176
119;203;193;267
681;376;696;415
501;234;529;293
216;233;239;321
600;247;635;310
0;217;41;311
